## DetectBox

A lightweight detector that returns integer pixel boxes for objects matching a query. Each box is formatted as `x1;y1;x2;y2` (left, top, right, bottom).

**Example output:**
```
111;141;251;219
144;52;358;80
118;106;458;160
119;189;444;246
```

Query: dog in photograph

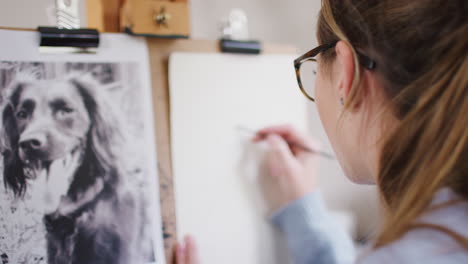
1;75;150;264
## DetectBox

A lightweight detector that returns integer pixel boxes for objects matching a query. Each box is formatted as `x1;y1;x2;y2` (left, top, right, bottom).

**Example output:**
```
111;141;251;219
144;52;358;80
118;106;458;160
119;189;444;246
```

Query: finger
252;133;267;142
255;124;310;146
256;124;298;138
257;125;322;156
185;235;200;264
176;242;186;264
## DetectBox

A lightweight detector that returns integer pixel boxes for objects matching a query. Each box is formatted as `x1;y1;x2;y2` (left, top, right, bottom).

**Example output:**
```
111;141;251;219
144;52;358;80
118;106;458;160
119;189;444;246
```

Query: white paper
169;52;309;264
0;29;165;264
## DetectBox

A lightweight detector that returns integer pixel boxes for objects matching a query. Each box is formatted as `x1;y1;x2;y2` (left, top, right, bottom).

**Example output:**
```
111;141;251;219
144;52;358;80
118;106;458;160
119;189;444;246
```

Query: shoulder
359;192;468;264
359;228;468;264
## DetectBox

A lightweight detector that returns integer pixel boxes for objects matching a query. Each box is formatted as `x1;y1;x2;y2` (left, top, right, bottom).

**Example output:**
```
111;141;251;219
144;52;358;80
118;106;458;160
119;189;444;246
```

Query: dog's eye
16;110;28;119
62;107;74;113
57;107;74;116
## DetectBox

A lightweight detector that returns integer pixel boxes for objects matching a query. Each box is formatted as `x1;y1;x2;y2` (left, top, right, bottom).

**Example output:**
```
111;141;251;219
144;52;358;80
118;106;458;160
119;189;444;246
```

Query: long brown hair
317;0;468;248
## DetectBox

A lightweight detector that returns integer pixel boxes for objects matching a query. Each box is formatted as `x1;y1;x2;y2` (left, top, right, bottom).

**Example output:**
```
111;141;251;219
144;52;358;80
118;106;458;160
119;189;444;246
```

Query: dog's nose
19;136;46;151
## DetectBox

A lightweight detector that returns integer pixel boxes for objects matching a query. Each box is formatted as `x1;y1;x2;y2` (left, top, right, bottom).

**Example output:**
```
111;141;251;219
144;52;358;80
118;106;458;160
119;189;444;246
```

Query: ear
1;82;23;151
1;85;27;197
1;103;18;152
71;78;123;186
335;41;356;103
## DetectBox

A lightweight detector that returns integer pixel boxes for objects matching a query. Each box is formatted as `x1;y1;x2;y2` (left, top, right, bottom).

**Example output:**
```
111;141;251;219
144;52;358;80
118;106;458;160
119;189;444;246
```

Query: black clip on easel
219;9;262;55
38;27;100;52
220;39;261;55
38;0;100;53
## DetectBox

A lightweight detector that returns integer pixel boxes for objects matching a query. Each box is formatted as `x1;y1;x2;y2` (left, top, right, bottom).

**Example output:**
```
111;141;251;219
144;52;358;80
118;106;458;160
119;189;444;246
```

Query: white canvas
0;29;165;264
169;52;309;264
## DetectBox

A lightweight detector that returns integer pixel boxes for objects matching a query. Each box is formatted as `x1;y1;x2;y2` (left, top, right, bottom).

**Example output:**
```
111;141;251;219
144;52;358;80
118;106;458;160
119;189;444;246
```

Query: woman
176;0;468;263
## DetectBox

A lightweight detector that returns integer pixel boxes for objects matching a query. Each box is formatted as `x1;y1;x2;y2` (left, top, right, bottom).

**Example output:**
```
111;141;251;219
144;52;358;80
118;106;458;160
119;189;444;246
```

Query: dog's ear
1;82;23;151
2;83;27;197
71;78;124;187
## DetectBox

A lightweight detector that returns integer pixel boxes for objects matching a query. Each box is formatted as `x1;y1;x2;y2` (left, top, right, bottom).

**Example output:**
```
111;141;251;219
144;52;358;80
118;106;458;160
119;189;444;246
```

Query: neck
365;103;400;184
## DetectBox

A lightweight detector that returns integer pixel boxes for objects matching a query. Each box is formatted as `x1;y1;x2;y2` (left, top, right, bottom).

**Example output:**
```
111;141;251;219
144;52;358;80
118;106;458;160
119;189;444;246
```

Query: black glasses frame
294;41;376;102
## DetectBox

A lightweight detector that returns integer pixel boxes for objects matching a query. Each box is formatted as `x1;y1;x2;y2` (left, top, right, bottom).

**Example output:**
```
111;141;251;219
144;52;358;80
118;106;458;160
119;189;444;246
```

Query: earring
340;97;344;106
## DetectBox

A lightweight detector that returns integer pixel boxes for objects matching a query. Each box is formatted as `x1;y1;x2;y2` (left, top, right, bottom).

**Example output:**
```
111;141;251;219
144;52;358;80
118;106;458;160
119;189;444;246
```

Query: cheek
314;73;345;160
62;116;75;129
57;111;90;137
16;119;27;133
315;74;336;135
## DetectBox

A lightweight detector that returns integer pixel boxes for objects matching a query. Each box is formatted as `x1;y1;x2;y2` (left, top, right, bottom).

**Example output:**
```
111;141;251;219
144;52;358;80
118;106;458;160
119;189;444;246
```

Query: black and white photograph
0;58;163;264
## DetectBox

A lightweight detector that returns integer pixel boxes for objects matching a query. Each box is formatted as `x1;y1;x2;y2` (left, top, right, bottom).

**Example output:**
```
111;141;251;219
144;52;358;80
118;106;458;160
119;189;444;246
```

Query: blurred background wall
0;0;380;241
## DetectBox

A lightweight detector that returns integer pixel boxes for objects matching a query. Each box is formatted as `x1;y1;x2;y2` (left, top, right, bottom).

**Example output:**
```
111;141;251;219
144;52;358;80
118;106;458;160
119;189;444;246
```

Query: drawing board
170;52;308;264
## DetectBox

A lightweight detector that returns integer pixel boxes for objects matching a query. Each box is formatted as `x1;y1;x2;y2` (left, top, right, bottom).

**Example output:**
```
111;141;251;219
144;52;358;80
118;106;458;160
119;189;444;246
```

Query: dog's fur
1;76;149;264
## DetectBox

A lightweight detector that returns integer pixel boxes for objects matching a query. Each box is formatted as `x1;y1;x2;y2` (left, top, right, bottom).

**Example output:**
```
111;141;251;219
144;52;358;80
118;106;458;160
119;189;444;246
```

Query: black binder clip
38;27;100;54
220;38;261;55
219;9;262;55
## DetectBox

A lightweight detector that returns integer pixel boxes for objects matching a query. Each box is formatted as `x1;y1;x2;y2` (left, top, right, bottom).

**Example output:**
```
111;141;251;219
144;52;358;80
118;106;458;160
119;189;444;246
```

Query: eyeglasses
294;41;376;102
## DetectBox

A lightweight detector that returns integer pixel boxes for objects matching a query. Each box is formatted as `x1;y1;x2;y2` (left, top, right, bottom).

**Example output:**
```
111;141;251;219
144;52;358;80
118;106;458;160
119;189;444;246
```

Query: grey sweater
271;188;468;264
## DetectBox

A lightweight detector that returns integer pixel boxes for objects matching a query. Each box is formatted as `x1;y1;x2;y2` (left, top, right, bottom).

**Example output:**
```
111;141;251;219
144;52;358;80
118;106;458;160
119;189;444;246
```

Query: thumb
176;241;186;264
185;235;200;264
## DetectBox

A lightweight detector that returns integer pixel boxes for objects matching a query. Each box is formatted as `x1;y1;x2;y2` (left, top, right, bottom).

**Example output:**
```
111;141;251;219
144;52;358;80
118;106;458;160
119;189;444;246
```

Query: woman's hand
176;235;200;264
253;125;320;212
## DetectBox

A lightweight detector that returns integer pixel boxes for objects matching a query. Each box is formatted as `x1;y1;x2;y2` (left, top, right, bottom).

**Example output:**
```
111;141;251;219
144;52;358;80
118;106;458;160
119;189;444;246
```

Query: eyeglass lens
299;60;318;100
